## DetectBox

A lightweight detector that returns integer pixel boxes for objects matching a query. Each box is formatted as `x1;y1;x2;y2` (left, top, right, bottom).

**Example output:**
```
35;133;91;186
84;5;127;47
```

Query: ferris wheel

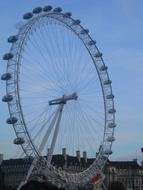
2;5;116;187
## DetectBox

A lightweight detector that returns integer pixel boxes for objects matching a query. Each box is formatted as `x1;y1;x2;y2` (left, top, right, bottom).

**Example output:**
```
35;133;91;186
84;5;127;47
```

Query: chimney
62;148;67;160
83;151;87;163
47;148;51;158
76;150;80;162
0;154;3;165
133;158;138;163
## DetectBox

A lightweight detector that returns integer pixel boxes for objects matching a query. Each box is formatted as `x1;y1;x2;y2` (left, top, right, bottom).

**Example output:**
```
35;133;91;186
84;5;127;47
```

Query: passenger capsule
3;53;14;60
8;35;18;43
23;12;33;20
103;80;112;85
53;7;62;13
106;94;114;99
95;52;103;58
33;7;42;14
2;94;13;102
80;29;89;35
43;5;52;12
99;65;108;71
14;137;25;145
88;40;96;46
108;108;116;114
1;73;12;80
7;117;18;124
108;123;116;128
107;136;115;142
72;19;81;25
104;149;112;155
64;12;72;18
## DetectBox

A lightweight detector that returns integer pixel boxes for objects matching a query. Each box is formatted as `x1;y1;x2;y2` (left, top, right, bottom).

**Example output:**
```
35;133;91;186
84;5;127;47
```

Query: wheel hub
49;92;78;105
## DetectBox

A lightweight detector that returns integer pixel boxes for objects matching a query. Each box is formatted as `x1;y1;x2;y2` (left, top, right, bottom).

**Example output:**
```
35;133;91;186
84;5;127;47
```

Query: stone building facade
0;167;5;190
0;151;143;190
0;158;32;190
105;160;143;190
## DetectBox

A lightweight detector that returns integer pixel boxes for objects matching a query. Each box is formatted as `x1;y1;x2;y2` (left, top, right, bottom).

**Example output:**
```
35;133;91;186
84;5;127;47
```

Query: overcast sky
0;0;143;162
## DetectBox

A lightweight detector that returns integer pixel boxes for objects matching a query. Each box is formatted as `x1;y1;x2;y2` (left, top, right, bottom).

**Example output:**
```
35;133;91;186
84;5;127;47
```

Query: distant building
0;150;143;190
105;160;143;190
1;158;32;190
0;154;5;190
0;167;4;190
0;154;3;165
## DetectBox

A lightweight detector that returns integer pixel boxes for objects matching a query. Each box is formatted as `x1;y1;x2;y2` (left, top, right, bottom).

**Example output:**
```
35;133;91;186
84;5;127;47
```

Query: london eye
2;5;116;188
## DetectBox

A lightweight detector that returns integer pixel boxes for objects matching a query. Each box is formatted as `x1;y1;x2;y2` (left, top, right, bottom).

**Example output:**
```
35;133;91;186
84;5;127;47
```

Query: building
105;160;143;190
1;158;32;190
0;150;143;190
0;167;5;190
0;154;5;190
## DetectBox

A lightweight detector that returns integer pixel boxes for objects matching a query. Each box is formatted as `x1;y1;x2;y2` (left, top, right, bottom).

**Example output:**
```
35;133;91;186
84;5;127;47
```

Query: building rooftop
108;160;143;170
1;155;143;173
